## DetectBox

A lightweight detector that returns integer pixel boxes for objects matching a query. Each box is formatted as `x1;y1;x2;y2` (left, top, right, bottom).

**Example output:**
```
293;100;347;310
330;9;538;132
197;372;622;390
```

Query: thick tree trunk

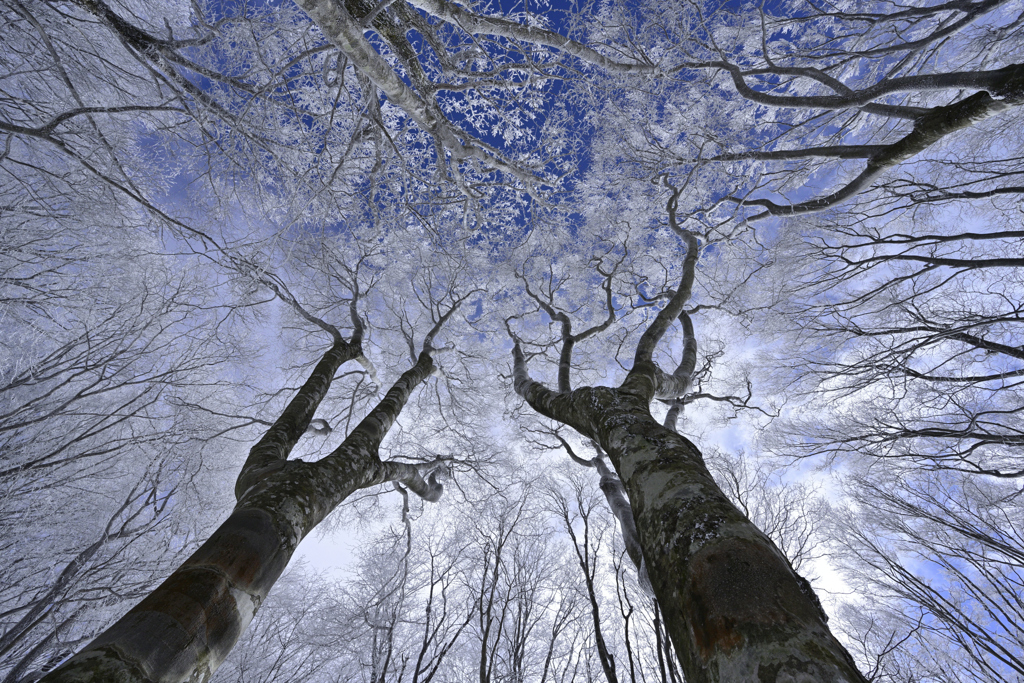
40;344;439;683
517;374;866;682
511;177;864;680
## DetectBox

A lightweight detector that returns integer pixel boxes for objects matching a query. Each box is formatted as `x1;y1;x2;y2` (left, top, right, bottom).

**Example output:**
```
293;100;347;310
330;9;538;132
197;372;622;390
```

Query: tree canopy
2;0;1022;681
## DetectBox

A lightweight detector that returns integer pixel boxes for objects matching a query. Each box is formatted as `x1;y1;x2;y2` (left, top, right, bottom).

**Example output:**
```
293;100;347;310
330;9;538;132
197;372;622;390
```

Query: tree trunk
40;343;440;682
517;377;866;683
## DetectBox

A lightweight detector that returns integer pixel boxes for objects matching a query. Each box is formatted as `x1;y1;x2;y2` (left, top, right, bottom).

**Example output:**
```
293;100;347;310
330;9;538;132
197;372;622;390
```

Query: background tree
209;566;340;683
825;465;1024;683
0;220;245;682
748;100;1024;679
764;198;1024;478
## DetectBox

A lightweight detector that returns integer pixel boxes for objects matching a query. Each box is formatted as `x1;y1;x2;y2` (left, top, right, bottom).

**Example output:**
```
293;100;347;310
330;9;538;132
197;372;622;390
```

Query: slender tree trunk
41;340;440;682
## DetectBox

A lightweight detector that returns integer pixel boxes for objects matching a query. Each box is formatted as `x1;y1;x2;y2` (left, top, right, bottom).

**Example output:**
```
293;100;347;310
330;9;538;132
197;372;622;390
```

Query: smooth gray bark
40;330;442;682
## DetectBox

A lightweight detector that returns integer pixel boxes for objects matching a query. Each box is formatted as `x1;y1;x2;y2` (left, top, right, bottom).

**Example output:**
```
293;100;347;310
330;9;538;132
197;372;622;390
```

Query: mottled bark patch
186;509;286;587
85;566;243;681
42;645;150;683
755;655;836;683
685;537;824;662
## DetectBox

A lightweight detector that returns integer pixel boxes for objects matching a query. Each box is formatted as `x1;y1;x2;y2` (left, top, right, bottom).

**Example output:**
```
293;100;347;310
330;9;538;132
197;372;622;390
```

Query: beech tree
560;3;1024;677
37;260;471;680
510;186;865;682
6;0;1024;680
0;213;245;682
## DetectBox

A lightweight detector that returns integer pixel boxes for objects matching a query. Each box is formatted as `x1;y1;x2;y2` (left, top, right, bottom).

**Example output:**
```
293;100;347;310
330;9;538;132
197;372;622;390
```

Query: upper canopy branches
597;0;1024;223
13;0;1022;236
509;182;767;422
773;204;1024;479
291;0;674;201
